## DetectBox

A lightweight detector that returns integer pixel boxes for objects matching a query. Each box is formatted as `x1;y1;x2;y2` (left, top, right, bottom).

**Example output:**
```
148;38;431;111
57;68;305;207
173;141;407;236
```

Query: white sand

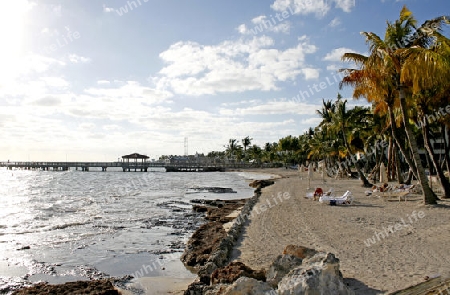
231;168;450;294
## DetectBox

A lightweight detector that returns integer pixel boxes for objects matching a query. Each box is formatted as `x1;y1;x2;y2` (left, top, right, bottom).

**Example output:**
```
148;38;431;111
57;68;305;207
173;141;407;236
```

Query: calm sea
0;168;267;293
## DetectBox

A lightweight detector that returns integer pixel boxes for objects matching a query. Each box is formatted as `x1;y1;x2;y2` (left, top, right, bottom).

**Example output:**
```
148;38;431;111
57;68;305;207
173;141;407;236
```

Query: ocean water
0;168;264;293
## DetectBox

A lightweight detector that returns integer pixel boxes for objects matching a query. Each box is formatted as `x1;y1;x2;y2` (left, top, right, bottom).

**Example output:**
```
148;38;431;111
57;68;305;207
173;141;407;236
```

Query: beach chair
379;185;414;202
319;190;353;205
381;190;410;202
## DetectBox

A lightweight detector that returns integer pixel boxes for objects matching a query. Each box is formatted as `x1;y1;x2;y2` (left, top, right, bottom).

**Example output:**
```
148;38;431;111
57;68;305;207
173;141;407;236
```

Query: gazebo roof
122;153;149;159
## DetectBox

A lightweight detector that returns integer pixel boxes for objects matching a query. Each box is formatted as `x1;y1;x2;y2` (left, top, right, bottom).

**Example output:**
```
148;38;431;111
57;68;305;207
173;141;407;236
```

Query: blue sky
0;0;448;161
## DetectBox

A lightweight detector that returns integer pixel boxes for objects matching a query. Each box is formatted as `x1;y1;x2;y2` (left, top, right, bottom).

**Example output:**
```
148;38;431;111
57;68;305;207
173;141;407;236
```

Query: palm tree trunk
443;124;450;179
395;147;405;184
388;105;418;180
399;86;438;204
341;132;372;187
387;137;393;181
405;169;414;184
422;119;450;198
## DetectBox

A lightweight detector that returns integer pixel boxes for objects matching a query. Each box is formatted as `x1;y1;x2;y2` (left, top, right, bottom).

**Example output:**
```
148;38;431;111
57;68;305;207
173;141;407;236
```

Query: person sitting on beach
313;188;323;201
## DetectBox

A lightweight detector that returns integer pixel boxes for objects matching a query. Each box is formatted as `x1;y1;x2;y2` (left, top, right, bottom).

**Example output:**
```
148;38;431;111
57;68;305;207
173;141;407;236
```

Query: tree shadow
344;278;385;295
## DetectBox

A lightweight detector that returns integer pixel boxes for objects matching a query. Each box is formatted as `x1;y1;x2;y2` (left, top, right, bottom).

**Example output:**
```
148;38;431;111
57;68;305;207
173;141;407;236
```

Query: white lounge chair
375;184;415;202
319;190;353;205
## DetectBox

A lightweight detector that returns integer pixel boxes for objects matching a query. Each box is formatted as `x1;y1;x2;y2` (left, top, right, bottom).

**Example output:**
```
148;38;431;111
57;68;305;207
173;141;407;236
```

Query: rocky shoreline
181;178;357;294
182;179;276;294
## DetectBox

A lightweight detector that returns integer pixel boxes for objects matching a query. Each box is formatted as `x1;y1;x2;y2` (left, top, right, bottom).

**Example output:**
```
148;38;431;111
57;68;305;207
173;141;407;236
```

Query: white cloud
328;17;341;28
68;54;91;63
78;123;96;130
300;117;322;125
103;124;121;131
0;54;65;91
155;36;318;95
326;64;340;71
237;16;291;35
97;80;111;85
271;0;330;17
30;96;62;107
219;100;320;116
103;4;114;13
323;47;356;62
237;24;249;34
271;0;355;17
334;0;355;12
252;15;266;24
40;77;69;88
301;68;320;80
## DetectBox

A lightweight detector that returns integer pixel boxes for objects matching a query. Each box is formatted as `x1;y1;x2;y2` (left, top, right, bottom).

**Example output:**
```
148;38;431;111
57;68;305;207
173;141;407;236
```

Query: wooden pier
0;161;246;172
0;161;165;172
0;153;268;172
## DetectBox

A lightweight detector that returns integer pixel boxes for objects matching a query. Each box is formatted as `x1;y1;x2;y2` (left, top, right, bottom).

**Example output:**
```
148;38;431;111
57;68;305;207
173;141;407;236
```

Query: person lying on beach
371;183;389;192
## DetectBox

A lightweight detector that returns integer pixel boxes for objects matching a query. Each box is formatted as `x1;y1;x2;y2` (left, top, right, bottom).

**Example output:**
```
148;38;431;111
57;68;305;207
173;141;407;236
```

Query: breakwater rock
12;279;121;295
185;246;354;294
181;199;247;271
183;180;274;294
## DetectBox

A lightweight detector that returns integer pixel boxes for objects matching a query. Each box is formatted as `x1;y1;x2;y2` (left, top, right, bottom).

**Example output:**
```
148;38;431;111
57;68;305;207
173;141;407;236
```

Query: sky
0;0;449;161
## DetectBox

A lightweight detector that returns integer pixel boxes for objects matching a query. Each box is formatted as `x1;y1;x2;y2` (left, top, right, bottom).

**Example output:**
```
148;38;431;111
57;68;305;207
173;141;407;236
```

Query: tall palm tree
341;6;449;203
340;51;420;181
242;136;252;152
415;88;450;197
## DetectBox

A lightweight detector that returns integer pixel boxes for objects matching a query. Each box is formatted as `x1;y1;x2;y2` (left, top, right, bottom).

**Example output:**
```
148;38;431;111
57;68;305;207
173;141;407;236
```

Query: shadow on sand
344;278;385;295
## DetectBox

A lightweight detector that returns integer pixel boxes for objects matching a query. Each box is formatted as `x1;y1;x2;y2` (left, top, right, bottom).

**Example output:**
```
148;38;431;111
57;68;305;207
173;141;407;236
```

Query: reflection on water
0;168;256;292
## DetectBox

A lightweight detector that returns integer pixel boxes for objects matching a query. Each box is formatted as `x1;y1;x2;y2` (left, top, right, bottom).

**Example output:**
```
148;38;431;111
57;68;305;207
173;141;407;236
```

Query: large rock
266;254;304;288
211;261;266;285
222;277;275;295
183;281;208;295
277;252;355;295
283;245;318;259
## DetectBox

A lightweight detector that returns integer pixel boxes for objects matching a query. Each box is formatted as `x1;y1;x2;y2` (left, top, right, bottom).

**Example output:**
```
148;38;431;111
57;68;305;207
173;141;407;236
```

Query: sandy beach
230;168;450;294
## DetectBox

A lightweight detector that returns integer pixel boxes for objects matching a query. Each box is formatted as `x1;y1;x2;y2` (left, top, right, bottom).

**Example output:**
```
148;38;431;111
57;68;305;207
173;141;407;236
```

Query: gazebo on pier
122;153;150;172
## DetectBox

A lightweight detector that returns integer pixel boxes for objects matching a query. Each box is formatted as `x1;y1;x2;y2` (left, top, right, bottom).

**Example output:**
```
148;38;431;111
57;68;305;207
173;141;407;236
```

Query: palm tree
340;50;420;181
341;6;449;203
225;139;242;161
248;144;263;165
329;98;373;187
242;136;252;152
388;8;449;203
415;88;450;198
